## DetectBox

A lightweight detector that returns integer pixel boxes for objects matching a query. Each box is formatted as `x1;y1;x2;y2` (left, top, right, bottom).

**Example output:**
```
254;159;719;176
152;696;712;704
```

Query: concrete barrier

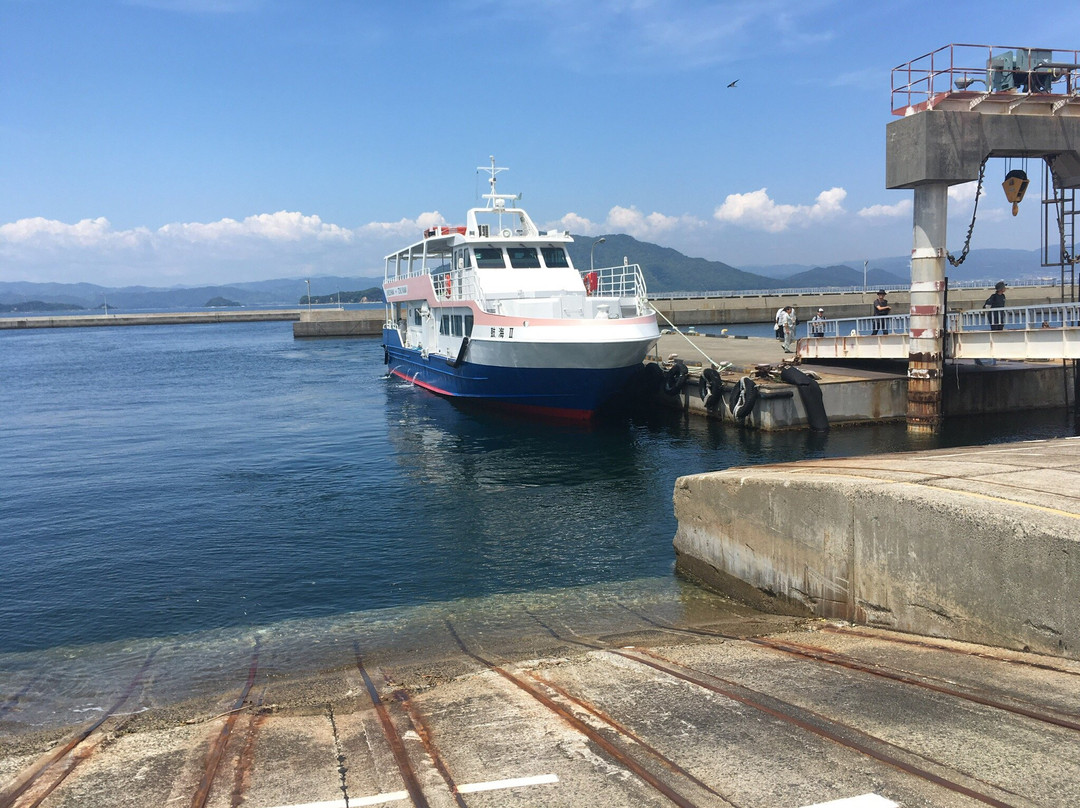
673;438;1080;659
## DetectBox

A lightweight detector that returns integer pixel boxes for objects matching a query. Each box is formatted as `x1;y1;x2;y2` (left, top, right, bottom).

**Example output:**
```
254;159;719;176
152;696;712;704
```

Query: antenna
477;155;513;208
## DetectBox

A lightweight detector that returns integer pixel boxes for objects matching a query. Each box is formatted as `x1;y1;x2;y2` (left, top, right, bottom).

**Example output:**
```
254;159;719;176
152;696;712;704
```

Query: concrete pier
652;333;1075;429
673;437;1080;659
292;307;384;337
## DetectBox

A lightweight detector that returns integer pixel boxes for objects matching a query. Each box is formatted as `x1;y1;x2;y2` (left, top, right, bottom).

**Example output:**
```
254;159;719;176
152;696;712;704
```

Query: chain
946;158;987;267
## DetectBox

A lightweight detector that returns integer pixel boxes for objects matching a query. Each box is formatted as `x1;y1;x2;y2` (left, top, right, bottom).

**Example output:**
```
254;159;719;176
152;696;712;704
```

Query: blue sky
2;0;1077;287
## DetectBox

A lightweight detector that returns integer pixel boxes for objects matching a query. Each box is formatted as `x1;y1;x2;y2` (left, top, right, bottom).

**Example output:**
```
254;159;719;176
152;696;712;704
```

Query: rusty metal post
907;183;948;431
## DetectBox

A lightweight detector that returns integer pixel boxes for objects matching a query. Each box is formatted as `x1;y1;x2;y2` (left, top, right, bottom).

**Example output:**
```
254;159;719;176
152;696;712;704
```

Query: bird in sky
727;79;738;87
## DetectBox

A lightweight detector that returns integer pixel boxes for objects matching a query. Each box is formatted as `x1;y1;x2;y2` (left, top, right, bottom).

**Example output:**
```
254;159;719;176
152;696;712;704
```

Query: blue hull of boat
383;330;642;418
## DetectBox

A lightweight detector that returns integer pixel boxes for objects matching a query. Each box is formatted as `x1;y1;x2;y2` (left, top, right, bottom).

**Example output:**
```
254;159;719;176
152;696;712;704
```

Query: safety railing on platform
803;301;1080;339
957;302;1080;330
648;278;1065;301
891;43;1080;116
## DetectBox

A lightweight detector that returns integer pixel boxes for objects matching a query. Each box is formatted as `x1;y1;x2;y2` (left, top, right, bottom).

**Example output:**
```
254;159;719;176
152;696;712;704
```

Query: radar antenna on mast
478;155;517;209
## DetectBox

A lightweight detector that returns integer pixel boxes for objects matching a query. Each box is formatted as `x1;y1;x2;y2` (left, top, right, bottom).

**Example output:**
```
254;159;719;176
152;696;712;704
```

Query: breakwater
0;308;301;329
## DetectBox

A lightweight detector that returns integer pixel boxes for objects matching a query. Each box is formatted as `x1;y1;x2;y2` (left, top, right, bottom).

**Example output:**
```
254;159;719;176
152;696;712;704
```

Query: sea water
1;322;1075;734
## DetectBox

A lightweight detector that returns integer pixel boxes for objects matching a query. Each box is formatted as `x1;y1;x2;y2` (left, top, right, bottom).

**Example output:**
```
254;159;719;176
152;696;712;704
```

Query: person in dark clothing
984;281;1007;331
871;290;891;335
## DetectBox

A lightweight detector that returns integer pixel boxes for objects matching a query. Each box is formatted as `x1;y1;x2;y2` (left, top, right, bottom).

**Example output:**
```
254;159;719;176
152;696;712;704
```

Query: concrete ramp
673;437;1080;659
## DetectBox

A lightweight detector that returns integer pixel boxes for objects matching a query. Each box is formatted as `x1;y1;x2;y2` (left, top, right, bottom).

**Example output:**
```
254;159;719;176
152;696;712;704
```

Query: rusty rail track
190;643;261;808
444;619;726;808
821;624;1080;677
354;642;432;808
0;650;159;808
528;611;1025;808
625;609;1080;733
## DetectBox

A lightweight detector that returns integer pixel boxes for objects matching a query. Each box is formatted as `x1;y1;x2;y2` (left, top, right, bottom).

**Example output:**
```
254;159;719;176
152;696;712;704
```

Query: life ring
445;275;453;298
698;367;722;409
727;376;758;419
501;228;512;238
584;271;599;295
663;361;689;396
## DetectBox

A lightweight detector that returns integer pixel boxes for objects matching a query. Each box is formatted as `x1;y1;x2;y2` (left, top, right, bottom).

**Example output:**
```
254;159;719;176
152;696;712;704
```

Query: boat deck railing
582;263;648;301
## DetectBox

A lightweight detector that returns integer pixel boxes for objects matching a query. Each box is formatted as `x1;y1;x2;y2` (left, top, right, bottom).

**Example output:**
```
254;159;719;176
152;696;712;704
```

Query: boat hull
383;328;653;418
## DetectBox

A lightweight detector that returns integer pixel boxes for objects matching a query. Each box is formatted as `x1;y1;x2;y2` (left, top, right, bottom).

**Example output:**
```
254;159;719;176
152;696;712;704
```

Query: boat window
440;313;466;337
541;247;569;268
412;309;422;326
507;247;540;268
473;248;505;268
464;315;473;336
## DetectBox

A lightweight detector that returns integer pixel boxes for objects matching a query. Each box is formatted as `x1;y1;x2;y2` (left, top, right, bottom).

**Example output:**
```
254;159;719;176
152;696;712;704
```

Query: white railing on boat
581;263;648;300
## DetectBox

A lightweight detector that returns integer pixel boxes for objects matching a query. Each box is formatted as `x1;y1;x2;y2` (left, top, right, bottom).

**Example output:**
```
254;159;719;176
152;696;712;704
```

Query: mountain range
0;237;1052;311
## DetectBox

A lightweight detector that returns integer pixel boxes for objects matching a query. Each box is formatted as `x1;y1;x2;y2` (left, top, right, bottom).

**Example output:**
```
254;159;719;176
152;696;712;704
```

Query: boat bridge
800;300;1080;361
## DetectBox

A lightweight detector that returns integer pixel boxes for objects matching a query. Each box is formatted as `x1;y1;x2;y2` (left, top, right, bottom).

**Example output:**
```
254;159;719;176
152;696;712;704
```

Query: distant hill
781;265;908;289
0;299;85;313
567;233;780;292
0;276;384;310
0;244;1057;312
301;287;385;305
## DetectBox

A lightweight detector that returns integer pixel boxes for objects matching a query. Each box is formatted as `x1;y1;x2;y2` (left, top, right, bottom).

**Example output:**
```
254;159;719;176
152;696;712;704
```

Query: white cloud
948;181;981;205
857;199;912;219
158;211;353;244
0;212;437;285
713;187;847;232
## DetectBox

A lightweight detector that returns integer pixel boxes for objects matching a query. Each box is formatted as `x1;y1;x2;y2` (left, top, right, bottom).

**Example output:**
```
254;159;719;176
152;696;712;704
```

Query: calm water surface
1;322;1075;733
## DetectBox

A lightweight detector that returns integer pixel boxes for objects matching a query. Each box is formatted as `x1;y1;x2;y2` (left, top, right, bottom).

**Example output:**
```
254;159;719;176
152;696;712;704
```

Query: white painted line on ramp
261;773;557;807
457;773;560;793
799;795;898;808
264;792;408;808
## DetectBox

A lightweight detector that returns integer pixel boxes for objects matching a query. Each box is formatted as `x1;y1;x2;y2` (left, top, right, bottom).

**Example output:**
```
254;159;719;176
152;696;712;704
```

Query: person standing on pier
871;290;891;335
810;307;826;338
780;306;796;353
774;305;786;342
984;281;1007;331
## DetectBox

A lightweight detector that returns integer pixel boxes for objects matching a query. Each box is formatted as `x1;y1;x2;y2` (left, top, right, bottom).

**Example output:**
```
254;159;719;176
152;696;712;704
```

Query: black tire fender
663;361;689;396
698;367;722;409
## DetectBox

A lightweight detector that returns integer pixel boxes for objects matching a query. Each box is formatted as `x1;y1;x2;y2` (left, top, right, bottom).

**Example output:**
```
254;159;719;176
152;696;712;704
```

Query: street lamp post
591;237;606;271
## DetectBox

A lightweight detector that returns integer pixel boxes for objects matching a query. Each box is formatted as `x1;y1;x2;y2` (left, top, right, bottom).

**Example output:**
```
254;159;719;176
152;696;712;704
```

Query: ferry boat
382;158;660;418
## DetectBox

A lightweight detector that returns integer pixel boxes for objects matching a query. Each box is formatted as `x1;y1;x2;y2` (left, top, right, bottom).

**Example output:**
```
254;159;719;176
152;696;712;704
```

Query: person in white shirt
780;306;796;352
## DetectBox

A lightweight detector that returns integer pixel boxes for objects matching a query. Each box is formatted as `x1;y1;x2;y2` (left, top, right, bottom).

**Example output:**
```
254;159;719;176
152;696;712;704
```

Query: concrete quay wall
292;307;383;337
652;334;1075;430
673;438;1080;659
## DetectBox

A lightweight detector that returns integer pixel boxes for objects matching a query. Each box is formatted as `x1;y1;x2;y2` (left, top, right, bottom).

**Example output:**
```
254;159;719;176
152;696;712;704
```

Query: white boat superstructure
382;158;659;417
